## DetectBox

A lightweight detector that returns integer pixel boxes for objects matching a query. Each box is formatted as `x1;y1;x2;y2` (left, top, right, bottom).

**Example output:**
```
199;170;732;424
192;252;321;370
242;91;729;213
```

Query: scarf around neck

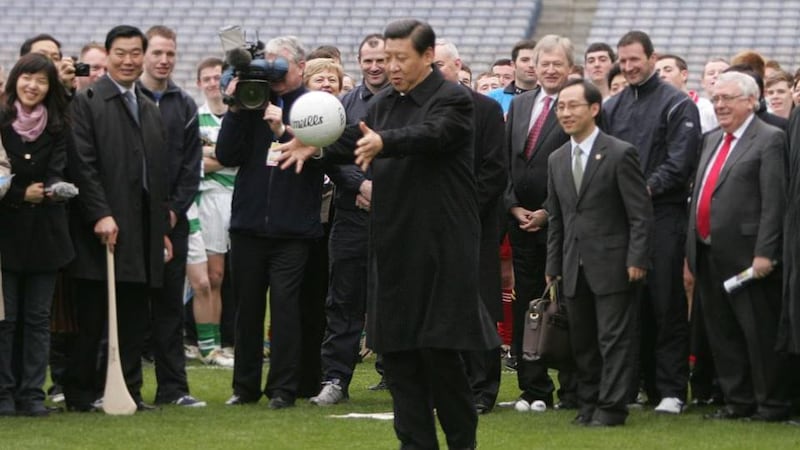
12;100;48;142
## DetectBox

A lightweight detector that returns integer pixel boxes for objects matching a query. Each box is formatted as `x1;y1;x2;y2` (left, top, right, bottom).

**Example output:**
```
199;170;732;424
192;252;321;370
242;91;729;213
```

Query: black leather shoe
368;379;388;391
66;403;98;413
268;396;295;410
703;409;749;420
587;419;621;427
475;403;491;415
745;412;790;422
571;414;591;426
136;401;158;412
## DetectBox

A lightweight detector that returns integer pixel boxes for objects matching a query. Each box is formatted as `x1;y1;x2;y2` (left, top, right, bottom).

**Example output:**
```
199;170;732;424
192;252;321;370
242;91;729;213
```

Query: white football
289;91;346;147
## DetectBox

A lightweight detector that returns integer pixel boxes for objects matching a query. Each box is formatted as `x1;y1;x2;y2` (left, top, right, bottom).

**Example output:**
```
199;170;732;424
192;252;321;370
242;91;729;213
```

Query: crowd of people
1;16;800;450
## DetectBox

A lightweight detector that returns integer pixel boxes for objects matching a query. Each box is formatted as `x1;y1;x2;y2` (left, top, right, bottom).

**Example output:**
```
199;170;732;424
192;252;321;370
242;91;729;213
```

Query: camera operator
19;34;77;94
216;35;324;409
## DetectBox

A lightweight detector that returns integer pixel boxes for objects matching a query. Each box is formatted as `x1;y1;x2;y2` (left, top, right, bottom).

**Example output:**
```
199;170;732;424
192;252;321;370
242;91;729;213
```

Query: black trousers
63;279;150;408
230;233;310;402
568;268;636;426
689;291;722;402
635;204;689;402
696;244;789;418
509;230;576;404
383;348;477;450
151;217;190;403
297;232;328;398
461;347;501;410
320;209;368;393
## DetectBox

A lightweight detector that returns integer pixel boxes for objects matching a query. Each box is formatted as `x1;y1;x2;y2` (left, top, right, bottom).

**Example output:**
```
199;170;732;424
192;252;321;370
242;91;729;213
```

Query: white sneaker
514;399;531;412
221;346;235;359
309;382;347;406
202;348;234;368
184;344;201;360
530;400;547;412
654;397;684;414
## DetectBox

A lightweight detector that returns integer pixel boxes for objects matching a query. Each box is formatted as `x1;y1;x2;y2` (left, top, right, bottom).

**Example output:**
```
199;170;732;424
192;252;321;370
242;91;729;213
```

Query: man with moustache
603;30;701;414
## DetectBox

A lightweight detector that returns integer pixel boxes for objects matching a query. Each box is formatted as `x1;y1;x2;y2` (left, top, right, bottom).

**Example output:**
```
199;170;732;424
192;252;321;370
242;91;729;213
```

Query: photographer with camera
216;35;324;410
19;34;78;94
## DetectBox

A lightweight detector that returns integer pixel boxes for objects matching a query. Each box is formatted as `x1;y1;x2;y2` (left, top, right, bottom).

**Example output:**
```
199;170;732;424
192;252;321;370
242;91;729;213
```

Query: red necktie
524;96;552;159
697;133;735;240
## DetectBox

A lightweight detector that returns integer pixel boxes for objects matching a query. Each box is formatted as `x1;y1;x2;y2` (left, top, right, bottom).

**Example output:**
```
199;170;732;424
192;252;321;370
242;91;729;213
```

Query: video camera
218;26;288;110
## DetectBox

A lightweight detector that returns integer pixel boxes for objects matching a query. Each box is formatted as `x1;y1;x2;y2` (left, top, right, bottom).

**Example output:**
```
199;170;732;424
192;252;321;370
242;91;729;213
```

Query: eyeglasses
555;102;590;112
710;94;744;104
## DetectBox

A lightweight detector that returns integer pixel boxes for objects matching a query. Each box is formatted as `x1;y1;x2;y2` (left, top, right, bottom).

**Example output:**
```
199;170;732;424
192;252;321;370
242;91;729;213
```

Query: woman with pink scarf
0;53;74;417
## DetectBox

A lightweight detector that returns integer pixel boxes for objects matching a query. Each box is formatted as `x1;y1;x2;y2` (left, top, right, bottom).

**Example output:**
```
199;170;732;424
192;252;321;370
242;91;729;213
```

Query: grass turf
2;361;799;449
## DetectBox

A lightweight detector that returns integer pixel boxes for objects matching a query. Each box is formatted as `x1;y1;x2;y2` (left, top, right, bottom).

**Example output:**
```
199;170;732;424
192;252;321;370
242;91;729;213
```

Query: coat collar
386;65;444;106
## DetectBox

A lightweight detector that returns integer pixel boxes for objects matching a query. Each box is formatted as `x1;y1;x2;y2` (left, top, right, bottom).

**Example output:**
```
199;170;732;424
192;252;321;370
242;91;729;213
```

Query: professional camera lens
236;80;270;110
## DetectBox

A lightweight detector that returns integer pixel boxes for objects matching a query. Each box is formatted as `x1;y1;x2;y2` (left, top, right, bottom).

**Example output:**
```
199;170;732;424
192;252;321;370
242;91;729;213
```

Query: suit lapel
514;89;539;160
715;119;758;189
576;134;606;201
529;108;558;160
696;130;723;186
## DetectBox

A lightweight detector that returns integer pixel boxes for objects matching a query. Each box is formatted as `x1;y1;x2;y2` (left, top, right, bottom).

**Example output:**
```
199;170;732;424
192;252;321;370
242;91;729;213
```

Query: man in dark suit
434;39;507;414
64;25;170;412
686;71;790;421
546;79;652;427
504;34;576;411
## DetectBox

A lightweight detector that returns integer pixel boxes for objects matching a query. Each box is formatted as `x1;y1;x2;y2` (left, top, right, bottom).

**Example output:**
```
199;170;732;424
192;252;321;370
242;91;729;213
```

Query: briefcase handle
528;280;560;312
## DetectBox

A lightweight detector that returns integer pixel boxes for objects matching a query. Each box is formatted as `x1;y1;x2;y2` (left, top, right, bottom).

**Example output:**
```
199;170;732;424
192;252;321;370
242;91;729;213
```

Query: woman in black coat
0;53;74;417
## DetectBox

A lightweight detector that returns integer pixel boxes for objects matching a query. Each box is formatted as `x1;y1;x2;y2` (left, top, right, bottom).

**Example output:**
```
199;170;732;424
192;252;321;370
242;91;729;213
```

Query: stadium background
1;0;799;102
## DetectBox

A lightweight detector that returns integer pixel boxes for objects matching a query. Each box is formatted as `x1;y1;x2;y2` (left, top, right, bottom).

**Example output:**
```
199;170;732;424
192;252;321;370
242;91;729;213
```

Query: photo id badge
266;142;282;167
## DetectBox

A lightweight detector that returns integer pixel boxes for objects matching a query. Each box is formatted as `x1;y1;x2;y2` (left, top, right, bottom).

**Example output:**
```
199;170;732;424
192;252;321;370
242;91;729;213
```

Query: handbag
521;281;574;368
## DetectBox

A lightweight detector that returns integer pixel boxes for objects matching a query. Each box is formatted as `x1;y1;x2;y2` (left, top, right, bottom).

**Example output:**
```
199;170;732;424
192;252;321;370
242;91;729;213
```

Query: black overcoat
362;67;500;353
68;75;169;286
0;126;74;272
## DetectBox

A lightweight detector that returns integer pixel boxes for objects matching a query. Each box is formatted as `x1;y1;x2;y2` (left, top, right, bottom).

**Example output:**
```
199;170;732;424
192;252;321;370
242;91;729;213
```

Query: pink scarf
12;100;48;142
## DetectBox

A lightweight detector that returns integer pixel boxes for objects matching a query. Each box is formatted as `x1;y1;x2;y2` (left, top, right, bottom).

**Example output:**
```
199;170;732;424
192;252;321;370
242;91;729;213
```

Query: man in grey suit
686;71;790;421
546;79;652;426
505;35;575;411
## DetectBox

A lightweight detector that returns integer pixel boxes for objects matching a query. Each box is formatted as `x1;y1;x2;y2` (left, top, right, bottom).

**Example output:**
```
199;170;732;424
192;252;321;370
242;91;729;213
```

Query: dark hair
19;34;62;59
358;33;384;59
105;25;148;53
765;70;793;88
657;54;687;71
460;62;472;75
384;19;435;55
309;45;341;62
585;42;615;62
607;62;622;89
724;64;764;97
511;39;537;62
1;53;69;133
146;25;177;42
570;65;584;77
559;78;603;125
196;57;224;81
617;30;654;58
561;78;603;106
491;58;512;68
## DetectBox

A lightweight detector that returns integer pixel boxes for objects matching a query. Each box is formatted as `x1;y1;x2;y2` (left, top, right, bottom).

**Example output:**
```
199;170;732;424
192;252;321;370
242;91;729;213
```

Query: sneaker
654;397;684;414
202;348;234;368
184;344;201;360
172;395;207;408
514;399;531;412
221;346;235;359
310;382;347;406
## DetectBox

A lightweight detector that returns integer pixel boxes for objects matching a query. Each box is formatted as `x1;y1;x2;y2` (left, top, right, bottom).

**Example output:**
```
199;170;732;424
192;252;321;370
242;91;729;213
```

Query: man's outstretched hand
354;121;383;172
